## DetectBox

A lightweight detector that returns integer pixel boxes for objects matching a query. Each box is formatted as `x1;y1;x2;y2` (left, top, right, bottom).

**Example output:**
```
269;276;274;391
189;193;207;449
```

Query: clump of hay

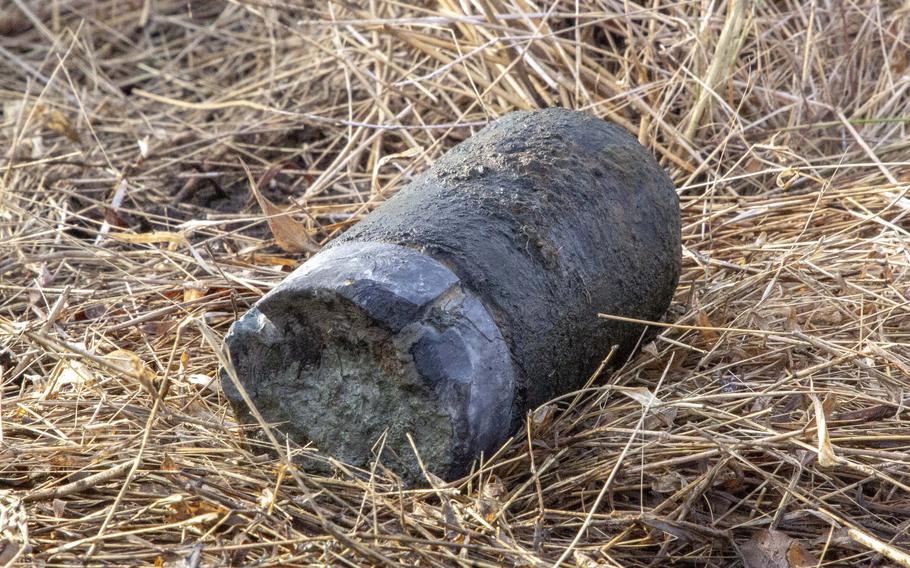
1;1;909;566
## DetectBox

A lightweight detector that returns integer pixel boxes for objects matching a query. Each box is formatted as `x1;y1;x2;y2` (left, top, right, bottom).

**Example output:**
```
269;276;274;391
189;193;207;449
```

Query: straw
1;0;909;565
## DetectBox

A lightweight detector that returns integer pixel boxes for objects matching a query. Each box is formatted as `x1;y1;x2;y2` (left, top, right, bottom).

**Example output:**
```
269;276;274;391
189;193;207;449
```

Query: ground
1;0;909;566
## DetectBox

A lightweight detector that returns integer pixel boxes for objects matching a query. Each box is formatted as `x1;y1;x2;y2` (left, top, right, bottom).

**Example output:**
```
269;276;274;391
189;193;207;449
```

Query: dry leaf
811;394;841;467
50;454;74;469
651;471;684;493
786;541;819;568
833;403;892;422
183;282;207;302
641;341;660;358
619;386;662;408
741;529;819;568
137;136;149;158
104;207;129;228
104;349;156;383
478;476;506;520
45;109;80;142
750;310;771;331
258;487;275;510
49;360;95;395
482;476;505;500
648;406;678;428
716;464;746;493
744;157;764;173
424;470;447;489
241;160;317;254
141;320;177;337
52;499;65;518
160;454;178;472
530;404;557;431
696;310;719;341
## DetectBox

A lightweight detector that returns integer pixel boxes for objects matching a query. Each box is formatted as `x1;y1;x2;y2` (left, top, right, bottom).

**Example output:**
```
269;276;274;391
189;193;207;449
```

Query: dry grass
1;0;910;566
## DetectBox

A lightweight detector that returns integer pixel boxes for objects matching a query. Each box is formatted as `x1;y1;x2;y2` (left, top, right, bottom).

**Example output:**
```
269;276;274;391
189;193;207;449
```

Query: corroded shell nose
223;242;515;481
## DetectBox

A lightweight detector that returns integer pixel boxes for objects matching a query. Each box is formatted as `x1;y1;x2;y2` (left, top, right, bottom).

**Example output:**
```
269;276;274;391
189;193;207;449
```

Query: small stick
22;461;133;503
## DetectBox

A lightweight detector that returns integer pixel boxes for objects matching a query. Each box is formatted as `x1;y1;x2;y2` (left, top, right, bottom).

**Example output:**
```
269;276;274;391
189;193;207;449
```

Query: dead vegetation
1;0;910;566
